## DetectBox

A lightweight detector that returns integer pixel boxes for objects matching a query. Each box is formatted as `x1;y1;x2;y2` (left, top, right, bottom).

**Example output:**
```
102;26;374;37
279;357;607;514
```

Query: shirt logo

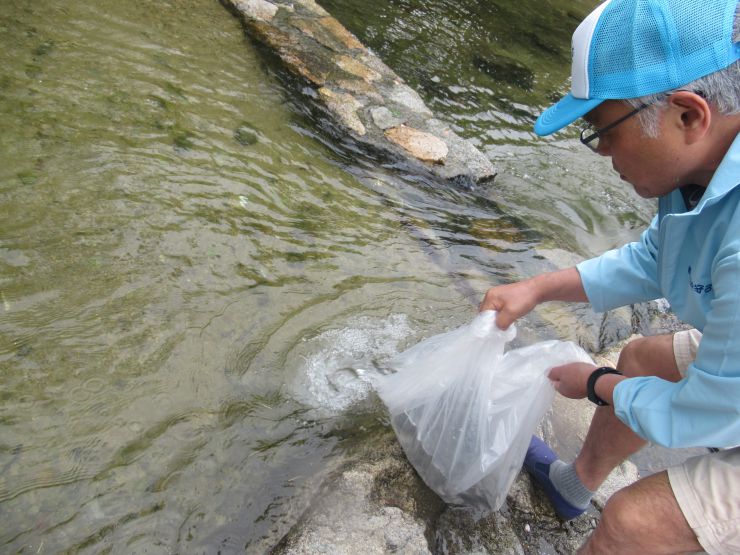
688;266;712;294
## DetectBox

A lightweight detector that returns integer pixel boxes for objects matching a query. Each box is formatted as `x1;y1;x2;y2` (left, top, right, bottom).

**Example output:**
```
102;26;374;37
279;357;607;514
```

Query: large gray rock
221;0;496;185
269;431;600;555
435;507;524;555
271;439;444;555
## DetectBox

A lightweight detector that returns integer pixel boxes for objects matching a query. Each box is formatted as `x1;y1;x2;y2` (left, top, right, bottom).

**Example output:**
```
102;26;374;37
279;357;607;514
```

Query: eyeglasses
579;103;651;152
579;90;706;152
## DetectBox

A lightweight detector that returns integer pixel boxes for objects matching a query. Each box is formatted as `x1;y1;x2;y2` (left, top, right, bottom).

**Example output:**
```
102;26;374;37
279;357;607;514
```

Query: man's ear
667;91;712;144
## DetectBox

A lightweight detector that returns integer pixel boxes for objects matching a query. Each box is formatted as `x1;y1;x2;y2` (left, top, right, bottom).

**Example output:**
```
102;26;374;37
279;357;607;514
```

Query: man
479;0;740;553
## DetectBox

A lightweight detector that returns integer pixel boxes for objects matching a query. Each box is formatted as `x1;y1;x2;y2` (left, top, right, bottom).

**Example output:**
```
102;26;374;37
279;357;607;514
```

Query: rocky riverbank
243;334;647;555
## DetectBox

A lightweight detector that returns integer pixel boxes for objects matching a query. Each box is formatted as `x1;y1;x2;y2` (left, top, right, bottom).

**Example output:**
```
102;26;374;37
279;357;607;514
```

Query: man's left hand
548;362;597;399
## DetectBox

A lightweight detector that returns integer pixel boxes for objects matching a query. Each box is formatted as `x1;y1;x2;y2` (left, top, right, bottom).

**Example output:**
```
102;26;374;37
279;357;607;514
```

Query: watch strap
587;367;623;406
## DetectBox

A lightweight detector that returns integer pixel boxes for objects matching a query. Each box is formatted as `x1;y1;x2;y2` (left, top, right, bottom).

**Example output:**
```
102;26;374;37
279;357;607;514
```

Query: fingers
479;281;537;329
478;288;501;313
478;291;513;329
548;365;564;394
494;309;515;330
547;363;597;399
548;364;565;380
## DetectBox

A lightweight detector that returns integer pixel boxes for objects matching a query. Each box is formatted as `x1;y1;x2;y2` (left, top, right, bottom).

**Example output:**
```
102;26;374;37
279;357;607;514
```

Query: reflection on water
319;0;595;138
320;0;654;255
0;0;656;552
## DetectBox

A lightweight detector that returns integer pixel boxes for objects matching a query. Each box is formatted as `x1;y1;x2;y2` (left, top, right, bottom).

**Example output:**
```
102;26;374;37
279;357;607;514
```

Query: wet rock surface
220;0;496;185
385;125;449;165
268;431;602;555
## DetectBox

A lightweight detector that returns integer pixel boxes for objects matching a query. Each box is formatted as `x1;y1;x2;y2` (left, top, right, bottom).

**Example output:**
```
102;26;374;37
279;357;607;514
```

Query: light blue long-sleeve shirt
576;133;740;449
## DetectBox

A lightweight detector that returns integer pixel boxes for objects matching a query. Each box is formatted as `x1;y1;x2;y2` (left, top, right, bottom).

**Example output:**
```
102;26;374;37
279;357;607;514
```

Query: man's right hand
478;267;589;331
479;280;540;330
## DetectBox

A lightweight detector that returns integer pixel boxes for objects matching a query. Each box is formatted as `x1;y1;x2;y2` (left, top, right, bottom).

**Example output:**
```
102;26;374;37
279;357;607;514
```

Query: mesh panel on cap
591;2;655;83
676;0;724;55
588;0;737;99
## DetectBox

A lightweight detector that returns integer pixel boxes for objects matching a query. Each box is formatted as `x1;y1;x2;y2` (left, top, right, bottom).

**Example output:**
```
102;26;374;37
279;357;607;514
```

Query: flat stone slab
222;0;496;185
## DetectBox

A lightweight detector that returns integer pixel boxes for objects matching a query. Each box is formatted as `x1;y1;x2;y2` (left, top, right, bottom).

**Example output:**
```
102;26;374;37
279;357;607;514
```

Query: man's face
583;100;690;198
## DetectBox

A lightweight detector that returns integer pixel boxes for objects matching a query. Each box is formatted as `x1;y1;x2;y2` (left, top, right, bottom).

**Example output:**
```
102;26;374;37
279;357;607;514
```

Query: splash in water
298;314;413;412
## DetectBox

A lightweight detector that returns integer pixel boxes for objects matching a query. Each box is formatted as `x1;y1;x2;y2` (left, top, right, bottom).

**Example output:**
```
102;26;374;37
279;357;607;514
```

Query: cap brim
534;93;604;136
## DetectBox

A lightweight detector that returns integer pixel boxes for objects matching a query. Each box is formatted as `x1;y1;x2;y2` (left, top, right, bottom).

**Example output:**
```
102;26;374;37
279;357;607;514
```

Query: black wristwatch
587;367;623;406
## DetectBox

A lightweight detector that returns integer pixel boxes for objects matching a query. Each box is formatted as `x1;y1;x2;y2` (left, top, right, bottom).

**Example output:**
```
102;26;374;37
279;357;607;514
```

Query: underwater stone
16;170;38;186
173;131;195;150
234;124;259;146
473;54;534;91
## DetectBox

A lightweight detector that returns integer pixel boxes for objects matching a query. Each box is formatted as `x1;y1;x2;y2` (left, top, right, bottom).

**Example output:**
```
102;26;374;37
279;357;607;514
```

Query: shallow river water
0;0;657;552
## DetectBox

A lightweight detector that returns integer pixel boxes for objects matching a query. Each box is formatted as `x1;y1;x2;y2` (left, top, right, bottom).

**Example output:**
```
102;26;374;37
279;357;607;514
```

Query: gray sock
548;460;594;509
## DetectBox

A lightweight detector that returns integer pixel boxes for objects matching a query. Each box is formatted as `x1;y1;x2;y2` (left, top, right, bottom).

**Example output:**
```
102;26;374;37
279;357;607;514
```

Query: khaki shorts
667;329;740;555
673;328;702;377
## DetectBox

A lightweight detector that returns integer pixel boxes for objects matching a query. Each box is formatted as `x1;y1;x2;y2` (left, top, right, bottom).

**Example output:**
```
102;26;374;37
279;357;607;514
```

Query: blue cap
535;0;740;136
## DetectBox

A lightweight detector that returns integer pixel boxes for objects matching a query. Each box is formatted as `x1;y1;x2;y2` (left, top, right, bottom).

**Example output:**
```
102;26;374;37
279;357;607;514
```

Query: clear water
0;0;657;552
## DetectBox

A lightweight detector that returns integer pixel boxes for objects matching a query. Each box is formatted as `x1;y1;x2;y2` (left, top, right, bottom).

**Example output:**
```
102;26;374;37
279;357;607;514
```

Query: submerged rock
473;54;534;91
234;123;259;146
173;131;195;150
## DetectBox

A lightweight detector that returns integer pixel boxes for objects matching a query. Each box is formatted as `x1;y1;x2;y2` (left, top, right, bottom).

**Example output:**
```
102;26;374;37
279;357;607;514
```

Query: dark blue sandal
523;436;588;520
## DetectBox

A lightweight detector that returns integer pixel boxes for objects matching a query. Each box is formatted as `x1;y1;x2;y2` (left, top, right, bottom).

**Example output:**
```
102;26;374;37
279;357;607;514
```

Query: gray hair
625;6;740;137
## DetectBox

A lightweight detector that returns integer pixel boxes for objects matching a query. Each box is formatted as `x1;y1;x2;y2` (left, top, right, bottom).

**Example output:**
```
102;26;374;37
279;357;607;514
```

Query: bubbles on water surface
296;314;414;413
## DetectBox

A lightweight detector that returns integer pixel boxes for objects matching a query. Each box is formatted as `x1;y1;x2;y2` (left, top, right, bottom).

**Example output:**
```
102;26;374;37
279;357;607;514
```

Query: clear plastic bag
376;310;593;510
